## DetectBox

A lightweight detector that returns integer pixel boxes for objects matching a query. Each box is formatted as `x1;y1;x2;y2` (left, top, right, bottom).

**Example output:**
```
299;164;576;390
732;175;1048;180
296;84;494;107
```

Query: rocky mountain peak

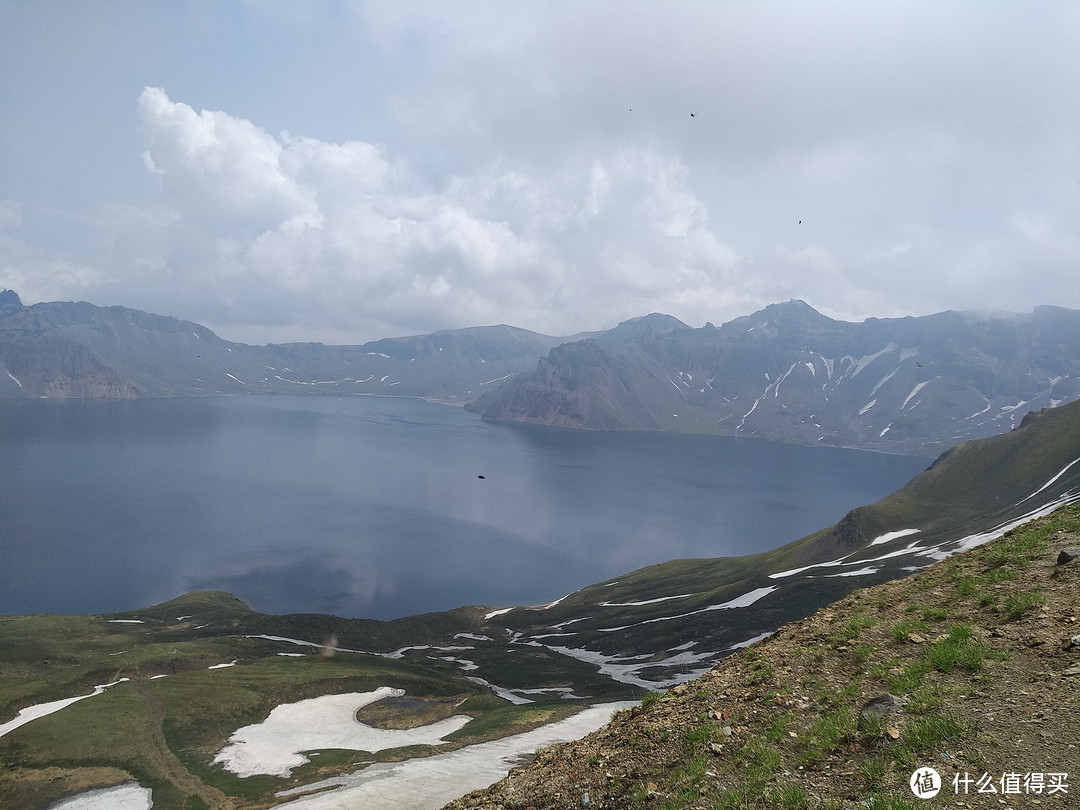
746;298;831;326
0;289;24;317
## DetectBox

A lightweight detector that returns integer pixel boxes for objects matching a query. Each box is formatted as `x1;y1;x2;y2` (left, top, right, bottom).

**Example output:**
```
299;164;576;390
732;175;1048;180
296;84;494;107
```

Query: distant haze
1;2;1077;344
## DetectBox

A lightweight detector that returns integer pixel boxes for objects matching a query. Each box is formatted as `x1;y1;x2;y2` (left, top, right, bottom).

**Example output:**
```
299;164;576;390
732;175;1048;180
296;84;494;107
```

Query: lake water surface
0;396;930;620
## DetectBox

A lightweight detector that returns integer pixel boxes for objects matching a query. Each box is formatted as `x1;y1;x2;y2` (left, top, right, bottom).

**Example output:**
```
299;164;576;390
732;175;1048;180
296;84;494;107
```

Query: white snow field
271;701;636;809
213;687;472;778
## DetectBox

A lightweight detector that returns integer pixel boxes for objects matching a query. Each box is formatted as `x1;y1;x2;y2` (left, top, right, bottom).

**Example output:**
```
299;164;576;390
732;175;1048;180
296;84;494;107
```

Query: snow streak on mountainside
481;398;1080;689
472;300;1080;454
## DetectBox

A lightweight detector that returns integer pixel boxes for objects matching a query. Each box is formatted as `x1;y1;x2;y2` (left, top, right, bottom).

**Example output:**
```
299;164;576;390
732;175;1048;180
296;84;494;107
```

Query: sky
1;1;1078;345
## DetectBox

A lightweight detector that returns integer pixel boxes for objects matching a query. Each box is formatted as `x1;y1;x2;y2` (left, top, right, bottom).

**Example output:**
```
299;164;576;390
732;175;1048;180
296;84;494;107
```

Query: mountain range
470;301;1080;455
0;289;582;404
4;290;1080;455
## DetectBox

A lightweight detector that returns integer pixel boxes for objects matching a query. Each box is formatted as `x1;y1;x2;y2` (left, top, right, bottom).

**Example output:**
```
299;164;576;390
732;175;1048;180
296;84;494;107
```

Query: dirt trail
136;683;233;810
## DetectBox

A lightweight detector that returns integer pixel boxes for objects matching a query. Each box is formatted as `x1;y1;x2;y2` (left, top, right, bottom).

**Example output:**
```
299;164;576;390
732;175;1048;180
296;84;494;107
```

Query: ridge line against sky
1;1;1078;346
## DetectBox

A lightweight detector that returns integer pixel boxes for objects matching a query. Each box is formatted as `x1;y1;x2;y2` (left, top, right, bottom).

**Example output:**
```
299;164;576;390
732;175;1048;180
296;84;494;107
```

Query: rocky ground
446;505;1080;809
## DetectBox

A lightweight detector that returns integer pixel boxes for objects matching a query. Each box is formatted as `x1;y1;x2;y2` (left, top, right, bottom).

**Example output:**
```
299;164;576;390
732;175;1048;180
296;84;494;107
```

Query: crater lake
1;395;930;620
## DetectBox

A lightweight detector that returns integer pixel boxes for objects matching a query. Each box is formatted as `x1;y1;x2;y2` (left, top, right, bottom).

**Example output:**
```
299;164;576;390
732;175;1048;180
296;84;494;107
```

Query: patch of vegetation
890;714;967;766
796;706;855;766
835;610;877;642
918;605;949;622
684;721;720;749
1000;590;1043;622
640;690;663;711
924;624;991;673
890;619;929;643
443;700;570;743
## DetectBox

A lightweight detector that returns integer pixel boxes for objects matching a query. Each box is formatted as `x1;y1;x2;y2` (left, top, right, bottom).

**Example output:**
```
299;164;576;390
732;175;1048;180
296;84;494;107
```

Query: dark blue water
0;396;929;620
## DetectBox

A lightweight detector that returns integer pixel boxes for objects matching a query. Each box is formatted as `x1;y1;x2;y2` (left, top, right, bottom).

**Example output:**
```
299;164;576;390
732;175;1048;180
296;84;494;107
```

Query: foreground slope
471;301;1080;453
449;505;1080;809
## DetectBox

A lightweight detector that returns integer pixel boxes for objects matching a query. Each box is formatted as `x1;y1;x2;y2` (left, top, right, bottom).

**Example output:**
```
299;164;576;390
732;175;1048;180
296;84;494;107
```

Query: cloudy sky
1;2;1077;344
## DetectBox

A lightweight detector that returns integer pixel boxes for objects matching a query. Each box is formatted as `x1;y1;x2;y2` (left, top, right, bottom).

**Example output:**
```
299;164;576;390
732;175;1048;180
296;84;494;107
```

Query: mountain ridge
0;290;584;404
4;291;1080;456
472;299;1080;454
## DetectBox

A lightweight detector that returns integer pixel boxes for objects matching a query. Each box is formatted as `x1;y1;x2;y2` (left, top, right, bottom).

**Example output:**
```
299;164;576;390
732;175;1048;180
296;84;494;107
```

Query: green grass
890;714;967;766
890;619;929;643
923;624;991;673
796;706;855;766
444;699;572;743
685;721;720;748
1001;590;1043;622
641;691;663;710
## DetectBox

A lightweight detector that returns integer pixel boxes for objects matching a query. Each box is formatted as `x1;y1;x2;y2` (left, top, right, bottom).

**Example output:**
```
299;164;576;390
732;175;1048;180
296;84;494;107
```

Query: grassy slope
487;401;1080;658
449;503;1080;809
0;591;634;810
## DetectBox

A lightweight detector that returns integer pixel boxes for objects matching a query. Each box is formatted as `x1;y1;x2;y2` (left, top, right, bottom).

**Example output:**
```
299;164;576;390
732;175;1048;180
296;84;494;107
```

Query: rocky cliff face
471;301;1080;454
0;293;140;399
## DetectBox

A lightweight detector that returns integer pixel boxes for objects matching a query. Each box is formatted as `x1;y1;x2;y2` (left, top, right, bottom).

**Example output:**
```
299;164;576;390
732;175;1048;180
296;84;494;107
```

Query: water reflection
0;396;929;619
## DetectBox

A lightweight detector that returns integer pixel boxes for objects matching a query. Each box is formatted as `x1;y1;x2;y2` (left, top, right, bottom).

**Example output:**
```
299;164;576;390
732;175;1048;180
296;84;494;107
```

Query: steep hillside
471;301;1080;454
0;291;577;402
449;506;1080;809
480;398;1080;689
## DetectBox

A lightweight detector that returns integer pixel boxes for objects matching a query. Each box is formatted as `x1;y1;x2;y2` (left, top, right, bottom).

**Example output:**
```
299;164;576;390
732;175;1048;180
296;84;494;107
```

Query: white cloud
2;2;1078;341
128;89;742;341
0;200;23;230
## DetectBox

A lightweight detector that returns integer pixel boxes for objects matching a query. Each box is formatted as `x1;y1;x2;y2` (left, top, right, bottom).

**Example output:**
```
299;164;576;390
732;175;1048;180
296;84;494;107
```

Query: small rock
722;725;733;737
907;632;927;644
1069;635;1080;648
1058;547;1080;565
709;742;724;754
886;727;901;740
581;791;590;806
671;683;689;696
1064;665;1080;677
858;693;909;729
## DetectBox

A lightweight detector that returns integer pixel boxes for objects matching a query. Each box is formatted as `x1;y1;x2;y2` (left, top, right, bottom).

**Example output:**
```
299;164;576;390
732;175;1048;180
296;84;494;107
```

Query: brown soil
446;510;1080;809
